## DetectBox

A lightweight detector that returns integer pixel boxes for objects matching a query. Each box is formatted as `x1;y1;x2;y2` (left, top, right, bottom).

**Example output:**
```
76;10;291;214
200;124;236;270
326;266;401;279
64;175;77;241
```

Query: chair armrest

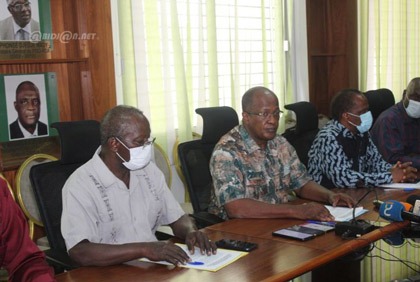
190;212;224;228
44;248;78;274
155;230;175;241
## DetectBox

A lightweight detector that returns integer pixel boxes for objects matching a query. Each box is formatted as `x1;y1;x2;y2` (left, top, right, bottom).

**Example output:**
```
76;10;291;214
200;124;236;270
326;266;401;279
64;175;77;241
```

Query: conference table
55;188;419;282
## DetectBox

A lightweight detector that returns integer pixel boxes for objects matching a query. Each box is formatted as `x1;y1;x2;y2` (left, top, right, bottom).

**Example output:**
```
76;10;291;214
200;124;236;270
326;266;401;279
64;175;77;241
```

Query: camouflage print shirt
208;125;311;220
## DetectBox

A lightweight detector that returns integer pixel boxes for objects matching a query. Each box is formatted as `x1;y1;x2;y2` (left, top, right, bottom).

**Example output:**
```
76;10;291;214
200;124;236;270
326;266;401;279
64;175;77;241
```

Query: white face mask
405;99;420;119
116;137;152;170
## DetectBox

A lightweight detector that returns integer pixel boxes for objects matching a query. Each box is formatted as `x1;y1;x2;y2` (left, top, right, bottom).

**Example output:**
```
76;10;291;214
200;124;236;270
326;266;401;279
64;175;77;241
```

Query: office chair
16;153;57;246
29;120;101;273
282;101;319;167
177;106;239;228
364;88;395;125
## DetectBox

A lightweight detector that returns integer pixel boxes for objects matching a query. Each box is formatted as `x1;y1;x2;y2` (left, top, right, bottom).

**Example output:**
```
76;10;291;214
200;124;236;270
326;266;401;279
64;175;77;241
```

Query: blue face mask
347;111;373;133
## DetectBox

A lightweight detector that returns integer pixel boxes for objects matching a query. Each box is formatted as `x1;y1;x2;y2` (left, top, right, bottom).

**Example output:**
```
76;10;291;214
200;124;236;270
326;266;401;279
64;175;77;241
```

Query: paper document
325;205;368;222
139;243;248;272
379;181;420;189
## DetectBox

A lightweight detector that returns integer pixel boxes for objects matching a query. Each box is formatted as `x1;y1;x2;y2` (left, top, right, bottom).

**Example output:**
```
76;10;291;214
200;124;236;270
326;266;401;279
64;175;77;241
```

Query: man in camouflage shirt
209;86;355;220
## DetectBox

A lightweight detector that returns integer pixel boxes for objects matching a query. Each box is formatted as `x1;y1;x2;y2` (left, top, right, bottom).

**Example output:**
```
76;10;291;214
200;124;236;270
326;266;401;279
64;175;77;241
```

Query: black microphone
335;189;375;237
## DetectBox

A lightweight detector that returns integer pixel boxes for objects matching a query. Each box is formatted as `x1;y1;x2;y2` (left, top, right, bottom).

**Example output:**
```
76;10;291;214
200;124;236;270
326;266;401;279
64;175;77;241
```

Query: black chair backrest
30;161;81;251
178;141;215;213
178;106;239;214
29;120;100;251
282;101;319;166
364;88;395;124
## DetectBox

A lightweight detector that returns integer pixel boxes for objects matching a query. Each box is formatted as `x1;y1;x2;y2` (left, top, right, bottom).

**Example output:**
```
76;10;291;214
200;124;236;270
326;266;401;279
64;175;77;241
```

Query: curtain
359;2;420;279
359;0;420;101
112;0;302;157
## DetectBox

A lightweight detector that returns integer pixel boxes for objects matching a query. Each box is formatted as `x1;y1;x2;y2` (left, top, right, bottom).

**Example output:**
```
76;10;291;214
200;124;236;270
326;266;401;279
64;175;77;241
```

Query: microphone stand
335;188;375;237
351;188;372;224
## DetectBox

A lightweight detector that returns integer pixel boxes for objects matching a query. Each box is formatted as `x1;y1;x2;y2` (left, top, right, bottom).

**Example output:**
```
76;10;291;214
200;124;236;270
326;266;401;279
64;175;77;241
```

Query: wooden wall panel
1;0;116;178
306;0;358;116
1;0;116;242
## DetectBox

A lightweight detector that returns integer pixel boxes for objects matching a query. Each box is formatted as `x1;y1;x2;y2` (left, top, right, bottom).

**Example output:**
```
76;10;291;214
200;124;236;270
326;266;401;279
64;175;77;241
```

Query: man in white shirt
61;105;217;267
0;0;40;41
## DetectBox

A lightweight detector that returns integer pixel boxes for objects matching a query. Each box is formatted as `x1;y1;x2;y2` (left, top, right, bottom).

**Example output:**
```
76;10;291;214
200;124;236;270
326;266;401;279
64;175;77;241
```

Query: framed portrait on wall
0;0;52;59
0;72;59;170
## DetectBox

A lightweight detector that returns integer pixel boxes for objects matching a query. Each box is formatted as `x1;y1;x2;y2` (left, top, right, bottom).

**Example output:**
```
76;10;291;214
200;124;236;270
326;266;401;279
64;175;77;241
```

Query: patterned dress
307;119;392;188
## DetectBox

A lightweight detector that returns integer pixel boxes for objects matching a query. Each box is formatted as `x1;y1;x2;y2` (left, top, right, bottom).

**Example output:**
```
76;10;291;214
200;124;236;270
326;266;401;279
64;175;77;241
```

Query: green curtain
359;2;420;280
115;0;293;156
359;0;420;101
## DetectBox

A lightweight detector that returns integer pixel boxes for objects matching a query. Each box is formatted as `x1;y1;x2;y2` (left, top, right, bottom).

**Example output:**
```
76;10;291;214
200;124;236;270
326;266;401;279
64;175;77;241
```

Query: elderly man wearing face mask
307;89;418;189
61;105;217;268
371;78;420;174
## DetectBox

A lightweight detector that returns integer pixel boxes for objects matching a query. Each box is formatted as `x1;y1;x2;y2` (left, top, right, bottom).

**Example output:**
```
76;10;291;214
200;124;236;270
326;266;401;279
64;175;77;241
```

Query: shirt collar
17;119;38;138
238;124;273;153
12;19;31;35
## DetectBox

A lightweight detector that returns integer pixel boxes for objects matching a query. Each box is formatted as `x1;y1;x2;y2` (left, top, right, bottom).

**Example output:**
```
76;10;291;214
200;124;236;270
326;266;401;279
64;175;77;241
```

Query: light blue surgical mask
347;111;373;133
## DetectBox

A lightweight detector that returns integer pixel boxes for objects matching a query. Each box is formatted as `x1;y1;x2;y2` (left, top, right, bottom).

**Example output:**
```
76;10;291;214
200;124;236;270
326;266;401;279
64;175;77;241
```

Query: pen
188;261;204;265
404;188;415;192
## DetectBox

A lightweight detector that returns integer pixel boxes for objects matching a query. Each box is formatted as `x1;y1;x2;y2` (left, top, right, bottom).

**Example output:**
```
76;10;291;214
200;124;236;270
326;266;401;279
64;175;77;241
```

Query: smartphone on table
215;239;258;252
272;222;333;241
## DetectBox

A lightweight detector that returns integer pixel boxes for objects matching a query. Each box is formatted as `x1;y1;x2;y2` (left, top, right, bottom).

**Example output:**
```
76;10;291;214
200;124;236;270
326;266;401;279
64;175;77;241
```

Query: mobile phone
302;222;335;232
272;228;315;241
272;225;326;241
215;239;258;252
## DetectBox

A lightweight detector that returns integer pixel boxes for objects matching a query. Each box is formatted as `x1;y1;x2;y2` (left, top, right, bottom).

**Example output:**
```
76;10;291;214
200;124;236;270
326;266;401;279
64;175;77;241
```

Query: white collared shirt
13;20;32;40
17;119;39;138
61;147;185;251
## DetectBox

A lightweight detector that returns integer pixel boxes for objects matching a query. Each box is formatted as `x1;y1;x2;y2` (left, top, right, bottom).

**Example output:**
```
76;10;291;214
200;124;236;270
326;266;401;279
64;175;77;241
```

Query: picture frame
0;0;53;59
0;72;59;170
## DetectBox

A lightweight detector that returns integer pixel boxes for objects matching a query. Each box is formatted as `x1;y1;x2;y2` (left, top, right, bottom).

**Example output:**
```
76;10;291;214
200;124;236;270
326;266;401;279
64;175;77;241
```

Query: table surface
55;188;419;282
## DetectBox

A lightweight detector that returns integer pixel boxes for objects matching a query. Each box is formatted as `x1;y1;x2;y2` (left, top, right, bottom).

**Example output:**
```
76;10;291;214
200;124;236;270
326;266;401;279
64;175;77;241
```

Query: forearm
224;198;300;219
170;214;198;240
295;181;333;203
69;240;155;266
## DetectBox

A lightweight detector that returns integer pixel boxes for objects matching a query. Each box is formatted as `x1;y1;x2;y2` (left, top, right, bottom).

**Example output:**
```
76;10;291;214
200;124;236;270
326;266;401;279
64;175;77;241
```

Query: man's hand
391;161;418;183
144;241;191;266
185;230;217;256
294;202;335;221
328;192;356;208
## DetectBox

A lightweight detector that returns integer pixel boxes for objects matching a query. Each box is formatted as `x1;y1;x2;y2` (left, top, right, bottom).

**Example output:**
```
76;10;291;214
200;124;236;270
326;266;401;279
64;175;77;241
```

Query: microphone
406;195;420;216
335;189;375;237
378;200;412;221
373;199;420;223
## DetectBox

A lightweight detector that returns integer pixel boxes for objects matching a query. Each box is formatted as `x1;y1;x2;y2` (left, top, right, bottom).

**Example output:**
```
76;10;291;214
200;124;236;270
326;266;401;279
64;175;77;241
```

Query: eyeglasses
115;136;156;149
9;1;31;12
246;110;283;120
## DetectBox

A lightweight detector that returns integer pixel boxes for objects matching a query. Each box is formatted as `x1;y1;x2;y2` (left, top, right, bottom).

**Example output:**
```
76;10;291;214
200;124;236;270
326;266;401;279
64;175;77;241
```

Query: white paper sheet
325;205;368;222
139;243;248;272
379;181;420;189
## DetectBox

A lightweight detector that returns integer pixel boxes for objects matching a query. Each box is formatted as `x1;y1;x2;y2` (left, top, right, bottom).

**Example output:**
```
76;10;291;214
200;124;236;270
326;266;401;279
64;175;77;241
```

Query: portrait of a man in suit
0;0;40;41
9;80;48;140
